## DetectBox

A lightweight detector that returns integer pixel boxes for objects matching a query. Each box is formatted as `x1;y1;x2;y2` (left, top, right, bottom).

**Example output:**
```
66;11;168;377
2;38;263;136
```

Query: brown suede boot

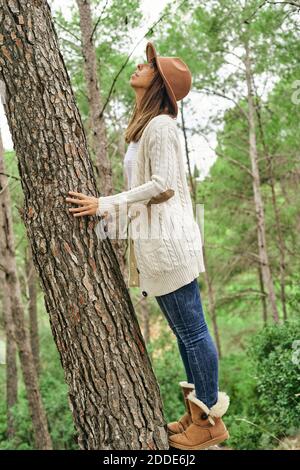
167;381;194;435
168;389;230;450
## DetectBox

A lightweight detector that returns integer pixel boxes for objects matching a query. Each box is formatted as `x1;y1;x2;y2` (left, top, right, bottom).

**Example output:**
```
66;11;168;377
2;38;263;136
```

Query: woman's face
130;61;156;90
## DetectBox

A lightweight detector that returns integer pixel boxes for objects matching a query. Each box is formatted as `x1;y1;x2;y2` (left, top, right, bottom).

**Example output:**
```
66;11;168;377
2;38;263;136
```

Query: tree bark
244;40;279;323
0;0;168;450
0;131;52;449
76;0;126;278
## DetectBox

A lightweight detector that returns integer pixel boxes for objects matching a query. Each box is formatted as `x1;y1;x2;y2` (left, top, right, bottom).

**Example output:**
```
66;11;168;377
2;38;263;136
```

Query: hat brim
146;42;178;117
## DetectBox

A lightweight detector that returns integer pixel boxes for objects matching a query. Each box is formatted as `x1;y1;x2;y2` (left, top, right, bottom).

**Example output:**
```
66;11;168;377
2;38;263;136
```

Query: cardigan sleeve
96;124;177;217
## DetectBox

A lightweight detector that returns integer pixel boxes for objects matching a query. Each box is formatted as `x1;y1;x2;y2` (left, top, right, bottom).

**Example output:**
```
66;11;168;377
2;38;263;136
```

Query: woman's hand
65;191;106;217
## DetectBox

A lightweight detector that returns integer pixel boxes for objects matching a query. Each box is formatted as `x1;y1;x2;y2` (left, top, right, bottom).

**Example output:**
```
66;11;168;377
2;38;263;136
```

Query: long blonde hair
124;59;176;144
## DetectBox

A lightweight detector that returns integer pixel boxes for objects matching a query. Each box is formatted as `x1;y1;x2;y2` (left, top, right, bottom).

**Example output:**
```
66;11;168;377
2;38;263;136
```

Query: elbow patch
147;188;175;205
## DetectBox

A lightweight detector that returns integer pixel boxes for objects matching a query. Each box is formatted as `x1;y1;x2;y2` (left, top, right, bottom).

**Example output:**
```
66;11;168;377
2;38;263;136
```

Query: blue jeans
155;278;219;408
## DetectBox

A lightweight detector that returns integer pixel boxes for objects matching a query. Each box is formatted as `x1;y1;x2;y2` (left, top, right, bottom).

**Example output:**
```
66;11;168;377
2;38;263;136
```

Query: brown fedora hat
146;41;192;117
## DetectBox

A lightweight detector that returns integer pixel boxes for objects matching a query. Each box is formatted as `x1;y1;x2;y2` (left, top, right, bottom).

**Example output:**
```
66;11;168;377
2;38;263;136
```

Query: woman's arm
96;124;177;217
65;124;177;217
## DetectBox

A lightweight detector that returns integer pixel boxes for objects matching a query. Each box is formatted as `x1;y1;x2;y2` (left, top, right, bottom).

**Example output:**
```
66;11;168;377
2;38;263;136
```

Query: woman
65;41;230;450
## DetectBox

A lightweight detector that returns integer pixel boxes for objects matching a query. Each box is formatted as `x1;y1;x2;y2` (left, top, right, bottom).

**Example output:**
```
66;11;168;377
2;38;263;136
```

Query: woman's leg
156;295;194;384
155;278;219;408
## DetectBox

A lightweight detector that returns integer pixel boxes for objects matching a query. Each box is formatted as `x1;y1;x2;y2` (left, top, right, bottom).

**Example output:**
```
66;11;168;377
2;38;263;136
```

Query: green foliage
220;320;300;449
248;320;300;436
0;326;78;450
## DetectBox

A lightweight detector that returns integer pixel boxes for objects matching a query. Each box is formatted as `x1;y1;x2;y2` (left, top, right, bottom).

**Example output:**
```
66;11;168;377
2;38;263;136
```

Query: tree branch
90;0;109;41
198;131;253;177
196;87;249;122
0;171;20;181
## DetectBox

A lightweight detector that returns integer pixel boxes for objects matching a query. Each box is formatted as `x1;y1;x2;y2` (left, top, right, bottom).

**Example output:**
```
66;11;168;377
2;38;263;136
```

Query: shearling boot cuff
179;381;195;388
187;390;230;424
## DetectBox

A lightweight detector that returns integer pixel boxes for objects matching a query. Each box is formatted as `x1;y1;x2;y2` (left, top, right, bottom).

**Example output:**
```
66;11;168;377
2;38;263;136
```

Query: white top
123;140;140;189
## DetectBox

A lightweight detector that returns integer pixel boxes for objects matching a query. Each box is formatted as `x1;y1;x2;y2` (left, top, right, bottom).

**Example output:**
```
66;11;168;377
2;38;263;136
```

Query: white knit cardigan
96;114;205;297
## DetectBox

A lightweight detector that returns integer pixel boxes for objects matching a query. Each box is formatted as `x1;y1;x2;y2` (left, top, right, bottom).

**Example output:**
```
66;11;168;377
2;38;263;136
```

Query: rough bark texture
0;132;52;449
244;41;279;323
25;243;40;374
76;0;127;278
0;0;168;449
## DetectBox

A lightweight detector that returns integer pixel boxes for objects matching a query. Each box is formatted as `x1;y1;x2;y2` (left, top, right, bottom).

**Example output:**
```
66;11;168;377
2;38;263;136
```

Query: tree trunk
180;101;196;211
76;0;127;280
258;266;268;325
140;301;151;345
25;243;40;374
0;136;18;439
76;0;111;194
0;132;52;449
179;103;221;356
1;272;18;440
252;86;288;320
244;40;279;323
0;0;167;450
202;247;222;359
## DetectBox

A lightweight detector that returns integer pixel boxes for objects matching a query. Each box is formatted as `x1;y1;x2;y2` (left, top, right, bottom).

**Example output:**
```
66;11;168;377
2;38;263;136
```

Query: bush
248;319;300;445
221;319;300;449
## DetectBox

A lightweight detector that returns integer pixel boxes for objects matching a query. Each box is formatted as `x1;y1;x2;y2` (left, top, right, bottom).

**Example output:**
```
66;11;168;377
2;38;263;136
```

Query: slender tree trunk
0;133;52;449
179;102;221;355
244;41;279;323
252;85;288;320
76;0;111;195
202;247;222;358
0;143;18;439
25;243;40;374
180;101;196;210
76;0;127;277
258;266;268;325
0;0;167;449
1;274;18;440
140;301;151;345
